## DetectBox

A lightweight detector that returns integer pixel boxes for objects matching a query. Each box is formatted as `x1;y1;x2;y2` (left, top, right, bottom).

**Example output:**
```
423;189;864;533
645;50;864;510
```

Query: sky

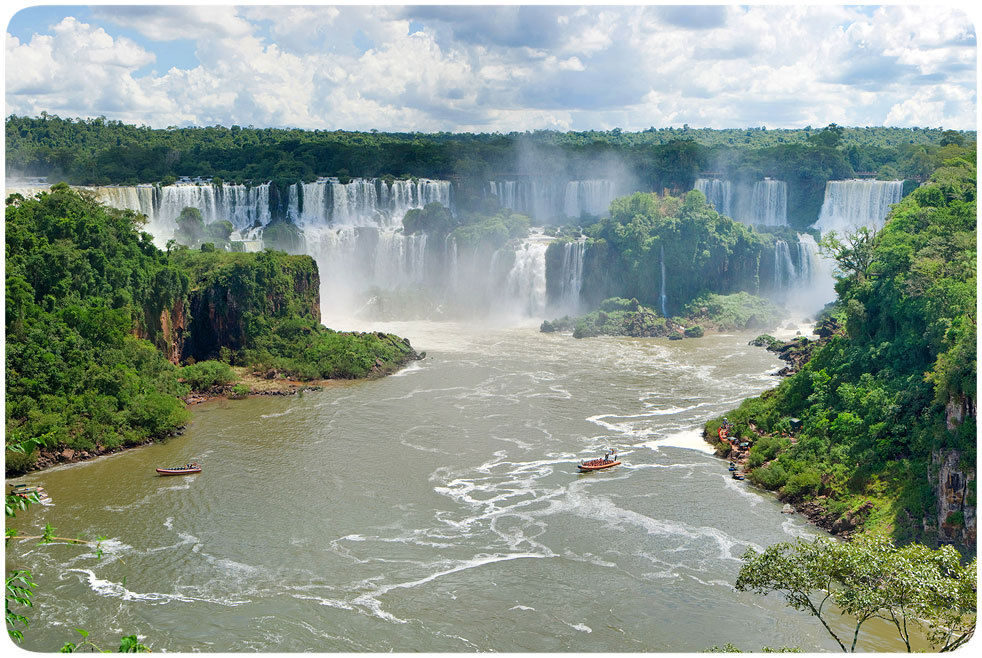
3;3;978;132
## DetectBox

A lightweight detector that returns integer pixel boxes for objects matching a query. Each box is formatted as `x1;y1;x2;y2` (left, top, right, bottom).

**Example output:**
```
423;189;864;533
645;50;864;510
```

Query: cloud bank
4;4;977;130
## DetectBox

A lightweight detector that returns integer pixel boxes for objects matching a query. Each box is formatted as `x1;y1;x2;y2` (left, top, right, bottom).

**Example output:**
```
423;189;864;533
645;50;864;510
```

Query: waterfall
558;240;586;313
695;178;733;217
563;180;615;218
491;179;615;221
293;178;453;227
816;179;904;234
445;234;459;292
504;239;548;318
659;244;668;317
773;240;796;289
746;179;787;226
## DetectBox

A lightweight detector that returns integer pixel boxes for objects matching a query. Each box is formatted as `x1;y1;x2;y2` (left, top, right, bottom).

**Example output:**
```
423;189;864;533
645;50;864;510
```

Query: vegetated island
541;293;782;339
4;184;422;475
704;151;977;549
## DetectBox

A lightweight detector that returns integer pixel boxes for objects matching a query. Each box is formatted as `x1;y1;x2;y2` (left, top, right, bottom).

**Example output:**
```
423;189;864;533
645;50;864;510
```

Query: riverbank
708;426;870;540
10;356;425;475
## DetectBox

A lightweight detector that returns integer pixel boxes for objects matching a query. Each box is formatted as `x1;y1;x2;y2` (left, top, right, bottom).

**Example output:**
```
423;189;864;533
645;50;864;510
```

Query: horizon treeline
7;114;976;231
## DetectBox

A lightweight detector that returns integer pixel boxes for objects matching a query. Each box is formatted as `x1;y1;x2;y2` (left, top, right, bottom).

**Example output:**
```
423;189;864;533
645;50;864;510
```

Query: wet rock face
933;449;976;545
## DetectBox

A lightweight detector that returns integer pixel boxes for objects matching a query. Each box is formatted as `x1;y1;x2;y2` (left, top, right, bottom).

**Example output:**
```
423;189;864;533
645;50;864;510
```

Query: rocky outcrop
133;299;190;365
750;316;844;376
930;449;976;545
182;253;321;361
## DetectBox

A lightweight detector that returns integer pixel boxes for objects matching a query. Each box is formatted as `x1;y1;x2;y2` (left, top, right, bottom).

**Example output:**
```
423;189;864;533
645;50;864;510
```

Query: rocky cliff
176;250;321;362
929;394;977;546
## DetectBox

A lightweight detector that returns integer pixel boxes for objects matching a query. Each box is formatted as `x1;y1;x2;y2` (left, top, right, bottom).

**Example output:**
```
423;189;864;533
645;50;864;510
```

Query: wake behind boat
156;462;201;475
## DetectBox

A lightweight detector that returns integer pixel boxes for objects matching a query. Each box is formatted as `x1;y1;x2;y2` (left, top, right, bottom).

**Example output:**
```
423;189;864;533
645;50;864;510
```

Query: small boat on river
9;484;51;502
156;463;201;475
578;459;622;472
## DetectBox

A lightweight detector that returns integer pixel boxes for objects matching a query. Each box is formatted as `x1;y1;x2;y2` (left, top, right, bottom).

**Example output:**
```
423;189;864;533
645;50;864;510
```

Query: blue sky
4;4;978;131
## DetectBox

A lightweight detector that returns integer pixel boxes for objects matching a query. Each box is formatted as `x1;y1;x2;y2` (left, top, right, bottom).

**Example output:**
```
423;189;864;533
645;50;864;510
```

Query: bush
781;469;822;500
600;297;637;312
228;383;250;399
180;360;236;391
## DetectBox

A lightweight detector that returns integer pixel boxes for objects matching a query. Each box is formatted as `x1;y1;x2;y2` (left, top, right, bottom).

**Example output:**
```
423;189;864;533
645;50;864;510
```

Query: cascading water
694;178;732;217
659;244;668;317
773;240;796;289
746;179;787;226
557;240;586;314
490;179;615;221
158;182;272;230
290;178;452;227
816;179;904;234
504;236;549;318
562;180;615;218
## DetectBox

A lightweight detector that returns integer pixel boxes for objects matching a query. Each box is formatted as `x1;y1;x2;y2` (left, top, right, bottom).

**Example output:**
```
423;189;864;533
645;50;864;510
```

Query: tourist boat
578;459;622;472
9;484;50;501
731;472;745;481
155;463;201;475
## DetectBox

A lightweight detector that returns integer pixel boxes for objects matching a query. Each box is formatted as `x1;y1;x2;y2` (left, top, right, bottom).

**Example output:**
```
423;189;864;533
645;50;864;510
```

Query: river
6;321;914;652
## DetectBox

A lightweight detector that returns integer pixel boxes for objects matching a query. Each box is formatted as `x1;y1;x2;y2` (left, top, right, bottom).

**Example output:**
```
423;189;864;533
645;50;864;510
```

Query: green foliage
711;150;976;542
578;191;781;313
5;186;191;471
403;202;454;236
229;383;250;399
179;360;236;391
736;535;976;652
5;570;36;643
684;292;783;331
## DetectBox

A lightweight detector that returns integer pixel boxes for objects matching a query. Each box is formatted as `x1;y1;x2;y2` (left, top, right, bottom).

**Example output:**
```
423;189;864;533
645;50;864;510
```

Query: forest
707;147;977;545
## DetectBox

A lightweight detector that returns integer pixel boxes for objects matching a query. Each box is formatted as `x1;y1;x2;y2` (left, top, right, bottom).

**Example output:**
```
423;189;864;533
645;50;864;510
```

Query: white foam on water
67;569;247;606
390;361;424;377
565;622;593;633
510;605;535;611
260;408;296;419
104;481;192;512
350;552;552;623
644;428;716;454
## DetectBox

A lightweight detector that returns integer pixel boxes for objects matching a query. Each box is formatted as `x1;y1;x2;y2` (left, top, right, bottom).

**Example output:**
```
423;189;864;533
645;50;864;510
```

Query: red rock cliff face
134;298;189;365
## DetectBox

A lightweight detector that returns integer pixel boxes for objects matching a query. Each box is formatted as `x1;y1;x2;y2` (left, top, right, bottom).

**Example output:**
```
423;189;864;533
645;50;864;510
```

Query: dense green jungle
706;152;977;548
5;115;975;229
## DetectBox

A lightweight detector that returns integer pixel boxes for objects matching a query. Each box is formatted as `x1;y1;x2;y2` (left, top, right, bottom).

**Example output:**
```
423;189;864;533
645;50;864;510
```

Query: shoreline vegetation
541;293;783;339
703;153;977;549
4;185;421;476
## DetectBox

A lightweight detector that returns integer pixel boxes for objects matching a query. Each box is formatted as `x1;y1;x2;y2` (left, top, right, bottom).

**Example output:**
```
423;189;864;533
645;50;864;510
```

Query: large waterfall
692;178;786;225
746;179;787;226
769;233;836;312
290;178;452;227
773;240;796;289
694;178;732;217
490;179;616;221
6;181;272;237
556;240;586;314
816;179;904;234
